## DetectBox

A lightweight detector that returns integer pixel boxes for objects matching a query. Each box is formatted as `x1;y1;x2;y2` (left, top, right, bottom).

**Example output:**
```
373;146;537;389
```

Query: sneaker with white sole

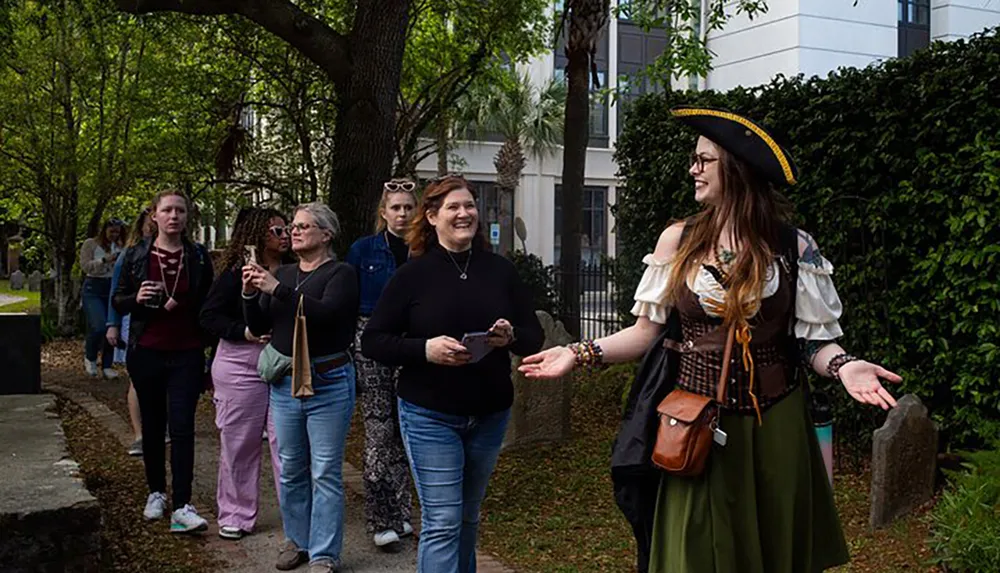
127;439;143;457
143;492;167;520
84;359;98;377
374;529;401;551
170;505;208;534
218;525;245;540
400;521;414;537
103;368;119;379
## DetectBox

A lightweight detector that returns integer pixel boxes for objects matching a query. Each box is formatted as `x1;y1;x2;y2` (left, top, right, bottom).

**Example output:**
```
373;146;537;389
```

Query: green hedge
613;29;1000;450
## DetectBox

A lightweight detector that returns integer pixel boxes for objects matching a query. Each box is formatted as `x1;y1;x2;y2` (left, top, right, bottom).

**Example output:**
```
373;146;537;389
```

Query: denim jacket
346;233;399;316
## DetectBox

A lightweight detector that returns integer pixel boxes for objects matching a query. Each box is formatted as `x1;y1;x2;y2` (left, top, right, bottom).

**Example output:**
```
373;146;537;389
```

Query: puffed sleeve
630;254;674;325
794;253;844;340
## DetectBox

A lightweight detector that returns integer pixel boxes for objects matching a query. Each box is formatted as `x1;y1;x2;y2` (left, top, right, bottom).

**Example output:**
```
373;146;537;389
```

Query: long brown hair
406;175;487;256
217;207;286;274
374;179;418;233
126;209;152;248
93;219;120;250
666;144;794;327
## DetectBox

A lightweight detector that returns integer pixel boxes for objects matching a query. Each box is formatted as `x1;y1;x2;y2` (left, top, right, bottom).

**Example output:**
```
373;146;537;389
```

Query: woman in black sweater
241;202;359;573
361;175;543;573
200;207;289;541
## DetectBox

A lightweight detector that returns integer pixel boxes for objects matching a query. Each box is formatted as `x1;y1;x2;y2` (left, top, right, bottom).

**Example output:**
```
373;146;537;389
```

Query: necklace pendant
460;273;468;280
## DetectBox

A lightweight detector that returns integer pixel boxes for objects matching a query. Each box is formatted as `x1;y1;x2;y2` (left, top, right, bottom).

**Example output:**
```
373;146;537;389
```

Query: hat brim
671;107;798;186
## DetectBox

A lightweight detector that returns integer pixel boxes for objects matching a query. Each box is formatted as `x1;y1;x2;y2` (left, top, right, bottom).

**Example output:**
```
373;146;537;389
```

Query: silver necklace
295;259;330;291
445;248;471;280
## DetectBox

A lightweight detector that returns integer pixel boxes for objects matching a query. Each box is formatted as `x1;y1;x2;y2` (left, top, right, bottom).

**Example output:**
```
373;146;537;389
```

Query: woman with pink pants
200;207;290;540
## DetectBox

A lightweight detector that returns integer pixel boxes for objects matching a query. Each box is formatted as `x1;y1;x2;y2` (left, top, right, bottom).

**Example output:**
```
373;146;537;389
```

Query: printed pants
354;316;413;534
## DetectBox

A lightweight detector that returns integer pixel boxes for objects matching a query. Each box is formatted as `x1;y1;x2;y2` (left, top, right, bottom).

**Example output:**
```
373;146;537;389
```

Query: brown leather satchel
651;323;735;476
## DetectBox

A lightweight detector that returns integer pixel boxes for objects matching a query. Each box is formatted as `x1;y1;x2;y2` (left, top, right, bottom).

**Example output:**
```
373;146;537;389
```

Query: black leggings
127;346;204;509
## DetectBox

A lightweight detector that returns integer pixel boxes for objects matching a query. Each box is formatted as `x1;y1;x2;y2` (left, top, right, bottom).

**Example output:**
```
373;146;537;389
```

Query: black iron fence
553;262;625;340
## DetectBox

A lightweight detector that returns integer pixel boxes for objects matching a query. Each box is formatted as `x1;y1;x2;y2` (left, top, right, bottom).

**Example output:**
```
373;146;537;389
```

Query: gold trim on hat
672;108;797;185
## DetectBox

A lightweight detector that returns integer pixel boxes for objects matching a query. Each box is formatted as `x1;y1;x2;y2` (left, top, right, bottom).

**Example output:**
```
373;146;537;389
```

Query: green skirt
648;386;849;573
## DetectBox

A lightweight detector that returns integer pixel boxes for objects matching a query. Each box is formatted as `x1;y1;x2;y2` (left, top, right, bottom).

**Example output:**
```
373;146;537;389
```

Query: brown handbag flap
657;388;713;423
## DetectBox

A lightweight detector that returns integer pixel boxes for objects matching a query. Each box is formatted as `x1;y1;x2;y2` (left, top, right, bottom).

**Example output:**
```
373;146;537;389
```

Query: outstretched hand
839;360;902;410
518;346;576;379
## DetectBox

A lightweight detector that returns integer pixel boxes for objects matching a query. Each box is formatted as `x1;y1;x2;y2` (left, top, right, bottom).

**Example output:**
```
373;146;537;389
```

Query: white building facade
416;0;1000;265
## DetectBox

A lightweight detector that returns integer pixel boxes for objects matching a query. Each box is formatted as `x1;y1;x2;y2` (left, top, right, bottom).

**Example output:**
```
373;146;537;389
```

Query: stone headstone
0;313;41;394
870;394;938;529
504;310;575;450
9;270;25;290
27;270;42;292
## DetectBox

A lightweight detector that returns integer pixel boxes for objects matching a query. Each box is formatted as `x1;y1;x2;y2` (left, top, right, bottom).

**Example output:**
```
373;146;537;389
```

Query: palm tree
459;70;565;255
557;0;609;338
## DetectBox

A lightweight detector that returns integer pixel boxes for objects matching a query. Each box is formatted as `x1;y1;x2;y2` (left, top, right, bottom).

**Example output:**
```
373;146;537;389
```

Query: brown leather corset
668;263;798;415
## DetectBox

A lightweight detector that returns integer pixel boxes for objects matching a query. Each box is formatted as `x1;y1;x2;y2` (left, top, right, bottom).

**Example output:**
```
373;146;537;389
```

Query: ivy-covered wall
613;29;1000;450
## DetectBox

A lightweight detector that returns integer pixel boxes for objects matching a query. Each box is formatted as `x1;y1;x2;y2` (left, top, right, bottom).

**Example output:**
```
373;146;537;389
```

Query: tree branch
116;0;352;86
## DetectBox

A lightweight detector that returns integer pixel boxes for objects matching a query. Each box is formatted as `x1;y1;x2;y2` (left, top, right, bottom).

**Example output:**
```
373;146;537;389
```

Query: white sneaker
103;368;119;379
170;504;208;534
373;529;400;548
84;359;98;377
400;521;414;537
143;492;167;520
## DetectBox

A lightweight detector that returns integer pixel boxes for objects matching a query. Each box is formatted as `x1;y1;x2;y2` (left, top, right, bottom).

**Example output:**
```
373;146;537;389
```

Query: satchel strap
716;323;736;404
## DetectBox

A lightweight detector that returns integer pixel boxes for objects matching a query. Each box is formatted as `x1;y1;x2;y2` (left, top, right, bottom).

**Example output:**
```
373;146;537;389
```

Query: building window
554;184;608;267
898;0;930;57
616;21;667;135
468;180;515;255
554;13;610;148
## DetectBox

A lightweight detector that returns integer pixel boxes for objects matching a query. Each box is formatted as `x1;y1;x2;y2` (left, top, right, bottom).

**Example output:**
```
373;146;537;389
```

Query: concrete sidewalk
50;382;513;572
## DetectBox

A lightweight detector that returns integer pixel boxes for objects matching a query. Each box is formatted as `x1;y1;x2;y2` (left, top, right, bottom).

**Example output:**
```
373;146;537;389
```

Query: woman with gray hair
242;202;359;573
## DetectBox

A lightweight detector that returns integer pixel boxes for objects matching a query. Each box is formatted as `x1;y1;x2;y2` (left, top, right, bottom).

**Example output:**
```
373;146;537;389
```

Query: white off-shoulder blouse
630;252;843;341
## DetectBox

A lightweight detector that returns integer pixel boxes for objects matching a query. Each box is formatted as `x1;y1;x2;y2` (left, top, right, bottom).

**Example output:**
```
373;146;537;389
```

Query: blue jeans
397;399;511;573
82;277;113;368
269;360;356;566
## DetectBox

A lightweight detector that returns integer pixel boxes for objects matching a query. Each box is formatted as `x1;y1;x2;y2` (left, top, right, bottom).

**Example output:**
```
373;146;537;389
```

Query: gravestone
0;313;42;394
9;269;25;290
28;270;42;292
504;310;575;450
870;394;938;529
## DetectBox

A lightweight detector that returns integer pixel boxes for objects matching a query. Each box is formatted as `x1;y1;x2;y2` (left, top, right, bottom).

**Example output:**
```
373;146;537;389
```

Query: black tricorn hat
671;107;798;186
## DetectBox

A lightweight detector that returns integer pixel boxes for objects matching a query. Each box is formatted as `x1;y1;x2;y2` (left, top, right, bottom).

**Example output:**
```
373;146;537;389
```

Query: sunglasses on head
384;180;416;193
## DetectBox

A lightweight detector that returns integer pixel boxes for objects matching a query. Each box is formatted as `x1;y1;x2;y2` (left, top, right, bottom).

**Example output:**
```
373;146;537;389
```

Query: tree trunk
327;1;409;256
558;47;590;339
436;113;450;176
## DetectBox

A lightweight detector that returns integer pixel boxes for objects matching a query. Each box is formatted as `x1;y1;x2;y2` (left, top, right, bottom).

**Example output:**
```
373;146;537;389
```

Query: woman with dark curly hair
200;206;290;540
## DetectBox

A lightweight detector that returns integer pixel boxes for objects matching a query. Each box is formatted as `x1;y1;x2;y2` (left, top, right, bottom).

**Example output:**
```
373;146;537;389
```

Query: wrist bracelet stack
827;353;860;379
570;339;605;368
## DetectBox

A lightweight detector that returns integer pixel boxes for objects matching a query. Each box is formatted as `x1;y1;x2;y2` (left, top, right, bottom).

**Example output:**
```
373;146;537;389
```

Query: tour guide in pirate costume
520;107;903;572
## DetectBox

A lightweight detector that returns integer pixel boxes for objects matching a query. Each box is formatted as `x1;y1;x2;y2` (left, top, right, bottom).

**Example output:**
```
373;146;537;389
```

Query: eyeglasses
690;153;719;172
269;226;287;238
286;222;317;233
384;180;416;193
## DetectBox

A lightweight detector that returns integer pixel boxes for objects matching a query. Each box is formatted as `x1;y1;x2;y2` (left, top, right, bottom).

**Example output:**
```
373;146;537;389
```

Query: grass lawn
0;278;41;313
477;365;942;573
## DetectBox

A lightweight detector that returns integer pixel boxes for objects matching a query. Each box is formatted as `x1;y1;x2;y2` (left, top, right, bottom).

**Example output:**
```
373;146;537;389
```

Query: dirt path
44;341;423;572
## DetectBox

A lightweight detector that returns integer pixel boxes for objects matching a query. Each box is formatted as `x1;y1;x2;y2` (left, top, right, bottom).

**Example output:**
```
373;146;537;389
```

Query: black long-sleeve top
200;267;249;342
361;245;544;416
243;260;358;357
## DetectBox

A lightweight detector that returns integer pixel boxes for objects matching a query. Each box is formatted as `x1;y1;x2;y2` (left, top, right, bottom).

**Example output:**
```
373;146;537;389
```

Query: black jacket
112;237;215;350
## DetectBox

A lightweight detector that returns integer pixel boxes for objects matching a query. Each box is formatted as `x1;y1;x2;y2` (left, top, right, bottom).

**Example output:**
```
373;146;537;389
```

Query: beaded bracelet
570;339;605;368
826;352;860;379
